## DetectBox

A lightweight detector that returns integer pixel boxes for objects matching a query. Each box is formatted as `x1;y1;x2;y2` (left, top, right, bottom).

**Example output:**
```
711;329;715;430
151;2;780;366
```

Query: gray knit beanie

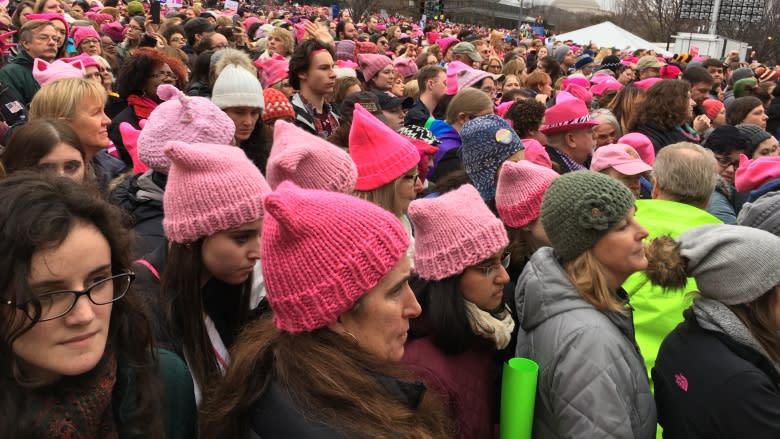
737;191;780;237
553;46;571;64
677;224;780;304
735;124;773;157
541;171;635;261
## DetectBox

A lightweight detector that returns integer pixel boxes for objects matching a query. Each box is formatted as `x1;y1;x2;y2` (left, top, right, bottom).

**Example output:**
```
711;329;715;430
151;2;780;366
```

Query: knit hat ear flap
157;84;194;121
262;183;309;238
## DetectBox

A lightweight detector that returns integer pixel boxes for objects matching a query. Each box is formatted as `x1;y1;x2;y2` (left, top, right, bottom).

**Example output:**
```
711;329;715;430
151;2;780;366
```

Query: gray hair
591;110;623;138
653;142;718;206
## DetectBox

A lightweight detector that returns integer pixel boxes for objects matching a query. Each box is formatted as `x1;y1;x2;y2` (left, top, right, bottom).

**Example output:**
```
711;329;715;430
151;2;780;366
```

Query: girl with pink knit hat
403;183;514;439
152;139;271;405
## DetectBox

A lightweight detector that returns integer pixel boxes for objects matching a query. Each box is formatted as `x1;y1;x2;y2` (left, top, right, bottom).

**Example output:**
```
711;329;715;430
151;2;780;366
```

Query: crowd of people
0;0;779;437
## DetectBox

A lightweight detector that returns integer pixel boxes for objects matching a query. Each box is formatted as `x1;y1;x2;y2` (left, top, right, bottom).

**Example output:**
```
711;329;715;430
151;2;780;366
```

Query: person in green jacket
622;142;722;388
0;173;196;438
0;20;58;105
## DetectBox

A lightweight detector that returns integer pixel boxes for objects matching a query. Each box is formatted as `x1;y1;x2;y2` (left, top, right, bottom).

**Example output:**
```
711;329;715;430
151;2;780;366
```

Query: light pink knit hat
254;53;289;88
409;184;509;280
163;141;271;243
267;120;358;193
393;56;418;79
446;60;470;95
357;53;392;83
349;104;420;191
138;84;235;173
32;58;85;86
456;67;492;92
495;161;560;229
262;182;409;333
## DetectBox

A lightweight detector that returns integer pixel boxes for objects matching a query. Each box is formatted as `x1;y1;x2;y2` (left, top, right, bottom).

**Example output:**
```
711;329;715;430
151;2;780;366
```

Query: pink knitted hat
138;84;235;173
564;83;593;105
349;104;420;191
32;58;85;86
456;67;492;92
591;80;622;96
496;160;559;229
163;140;271;243
262;182;409;333
393;57;418;79
735;155;780;193
357;53;392;83
522;138;553;168
26;13;69;38
437;36;459;55
408;184;508;280
72;25;100;48
101;21;124;43
63;53;100;69
618;132;656;165
562;76;590;90
634;77;662;90
446;60;470;95
254;53;288;88
267;120;358;193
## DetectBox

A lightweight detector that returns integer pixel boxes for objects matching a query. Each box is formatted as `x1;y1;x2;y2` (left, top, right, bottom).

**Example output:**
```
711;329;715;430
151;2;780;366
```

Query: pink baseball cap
590;143;652;175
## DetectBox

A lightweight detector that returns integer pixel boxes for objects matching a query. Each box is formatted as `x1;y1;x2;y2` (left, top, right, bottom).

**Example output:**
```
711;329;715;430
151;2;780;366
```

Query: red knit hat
254;53;288;88
735;154;780;193
349;104;420;191
409;184;508;280
267;120;358;193
262;88;295;122
262;182;409;333
701;98;725;121
496;161;559;229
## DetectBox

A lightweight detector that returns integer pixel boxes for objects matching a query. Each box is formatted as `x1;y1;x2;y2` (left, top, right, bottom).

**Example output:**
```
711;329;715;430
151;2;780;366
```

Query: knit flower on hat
577;193;619;231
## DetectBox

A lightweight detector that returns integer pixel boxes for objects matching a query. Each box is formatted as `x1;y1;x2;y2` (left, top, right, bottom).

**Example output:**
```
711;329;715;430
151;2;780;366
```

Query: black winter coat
634;123;689;153
108;105;141;168
653;310;780;438
110;170;166;257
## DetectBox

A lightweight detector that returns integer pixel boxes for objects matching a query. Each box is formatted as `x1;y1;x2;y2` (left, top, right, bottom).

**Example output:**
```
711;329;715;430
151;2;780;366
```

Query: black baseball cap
372;91;413;110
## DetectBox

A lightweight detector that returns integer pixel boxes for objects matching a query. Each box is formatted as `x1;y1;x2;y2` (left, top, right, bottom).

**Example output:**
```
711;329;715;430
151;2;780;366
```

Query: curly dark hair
505;98;546;137
635;79;691;129
288;39;335;90
116;47;188;98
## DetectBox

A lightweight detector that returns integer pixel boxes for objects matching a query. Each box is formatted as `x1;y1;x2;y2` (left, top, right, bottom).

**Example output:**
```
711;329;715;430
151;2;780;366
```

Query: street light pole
708;0;721;35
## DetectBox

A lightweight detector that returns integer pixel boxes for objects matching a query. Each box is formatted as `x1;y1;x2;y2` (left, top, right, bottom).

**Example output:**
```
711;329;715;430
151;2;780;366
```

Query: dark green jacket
0;50;40;105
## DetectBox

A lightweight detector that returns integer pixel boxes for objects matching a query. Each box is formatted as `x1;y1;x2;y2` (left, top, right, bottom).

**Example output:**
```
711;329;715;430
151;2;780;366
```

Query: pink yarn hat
456;66;491;92
446;60;470;95
358;53;392;83
393;57;418;79
63;53;100;69
591;80;622;96
32;58;85;86
72;25;100;48
590;143;653;175
163;140;271;244
26;13;69;38
634;77;662;90
349;104;420;191
562;76;590;90
496;161;559;229
563;83;593;105
408;184;508;280
267;120;358;193
254;53;288;88
262;182;409;333
735;155;780;193
618;132;655;165
437;36;459;55
522;138;553;168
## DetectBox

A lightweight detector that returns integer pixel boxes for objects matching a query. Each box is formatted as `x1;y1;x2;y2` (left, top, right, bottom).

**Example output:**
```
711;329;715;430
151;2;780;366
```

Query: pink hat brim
611;160;653;176
539;119;600;135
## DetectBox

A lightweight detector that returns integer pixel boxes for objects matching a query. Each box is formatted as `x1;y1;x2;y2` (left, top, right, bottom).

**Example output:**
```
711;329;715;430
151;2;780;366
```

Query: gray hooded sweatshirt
515;247;656;439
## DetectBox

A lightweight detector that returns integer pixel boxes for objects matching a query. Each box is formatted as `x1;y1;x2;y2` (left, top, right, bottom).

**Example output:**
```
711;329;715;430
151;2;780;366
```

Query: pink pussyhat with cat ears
32;58;85;87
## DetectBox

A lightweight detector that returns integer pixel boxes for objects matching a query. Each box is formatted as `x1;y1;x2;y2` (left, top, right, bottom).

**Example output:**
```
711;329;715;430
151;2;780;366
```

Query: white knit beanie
211;64;265;110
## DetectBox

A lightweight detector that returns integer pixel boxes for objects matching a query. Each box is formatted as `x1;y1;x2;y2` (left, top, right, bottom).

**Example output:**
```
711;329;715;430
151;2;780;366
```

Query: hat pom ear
157;84;181;102
34;58;50;72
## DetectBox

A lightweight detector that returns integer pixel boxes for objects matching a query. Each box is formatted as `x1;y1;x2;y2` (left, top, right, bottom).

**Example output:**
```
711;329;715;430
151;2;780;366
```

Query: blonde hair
29;78;107;120
353;166;416;217
270;27;294;56
564;250;626;313
210;49;257;89
403;79;420;99
445;88;493;125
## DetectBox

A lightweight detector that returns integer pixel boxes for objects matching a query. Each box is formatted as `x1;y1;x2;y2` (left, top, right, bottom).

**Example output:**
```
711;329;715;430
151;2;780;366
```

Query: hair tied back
644;235;689;290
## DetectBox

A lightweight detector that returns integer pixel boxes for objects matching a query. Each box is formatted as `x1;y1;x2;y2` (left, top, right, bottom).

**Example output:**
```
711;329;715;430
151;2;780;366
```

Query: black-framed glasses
4;272;134;321
473;251;511;277
714;155;739;169
150;71;178;80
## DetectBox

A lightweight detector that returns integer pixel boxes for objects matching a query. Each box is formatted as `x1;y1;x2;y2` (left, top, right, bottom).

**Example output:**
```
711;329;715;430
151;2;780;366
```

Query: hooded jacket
110;170;166;257
515;247;656;439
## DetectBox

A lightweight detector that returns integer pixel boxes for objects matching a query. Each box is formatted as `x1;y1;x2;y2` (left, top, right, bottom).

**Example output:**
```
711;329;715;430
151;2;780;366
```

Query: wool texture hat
446;60;470;95
562;76;590;90
574;54;594;70
553;46;571;64
660;64;682;80
735;155;780;193
409;184;508;280
563;83;593;106
267;120;357;193
262;88;295;122
163;141;271;243
734;78;758;98
126;0;144;16
398;125;440;184
335;39;356;61
101;21;124;43
674;224;780;304
590;143;653;175
32;58;84;86
591;79;622;96
496;161;559;229
460;115;525;200
735;123;773;157
211;64;264;109
738;191;780;236
702;125;749;155
522;138;553;168
254;53;288;88
138;84;235;173
633;77;662;90
540;99;600;135
72;25;100;48
437;36;459;55
701;98;725;120
358;53;392;83
456;66;492;92
541;171;635;261
598;55;621;73
26;13;69;38
262;182;409;333
63;53;100;69
618;132;655;165
349;104;420;191
393;56;418;79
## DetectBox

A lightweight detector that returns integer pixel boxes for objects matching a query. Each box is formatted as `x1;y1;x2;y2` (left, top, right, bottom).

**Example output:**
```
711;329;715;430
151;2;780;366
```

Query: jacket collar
373;374;426;409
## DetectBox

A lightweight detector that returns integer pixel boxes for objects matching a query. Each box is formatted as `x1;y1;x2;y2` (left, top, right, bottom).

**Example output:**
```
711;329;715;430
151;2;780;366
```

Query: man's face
368;17;377;31
640;67;660;80
343;23;357;40
690;81;712;105
300;50;336;96
707;67;724;86
563;50;575;66
23;25;58;61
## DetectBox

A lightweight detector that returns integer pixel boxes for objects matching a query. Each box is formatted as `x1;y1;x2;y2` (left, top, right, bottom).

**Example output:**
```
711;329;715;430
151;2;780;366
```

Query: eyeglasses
715;155;739;169
169;37;185;43
34;34;59;43
4;272;134;322
150;71;178;80
472;251;511;277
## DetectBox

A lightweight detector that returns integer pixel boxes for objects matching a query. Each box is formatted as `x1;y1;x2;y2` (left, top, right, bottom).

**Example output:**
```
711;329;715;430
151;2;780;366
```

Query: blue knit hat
459;115;525;200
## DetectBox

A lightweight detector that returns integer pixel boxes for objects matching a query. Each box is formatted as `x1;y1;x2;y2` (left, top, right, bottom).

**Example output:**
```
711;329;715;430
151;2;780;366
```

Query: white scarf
464;300;516;350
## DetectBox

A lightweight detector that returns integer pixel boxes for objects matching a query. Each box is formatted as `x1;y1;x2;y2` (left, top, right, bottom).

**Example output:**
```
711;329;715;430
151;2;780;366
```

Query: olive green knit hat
540;171;634;261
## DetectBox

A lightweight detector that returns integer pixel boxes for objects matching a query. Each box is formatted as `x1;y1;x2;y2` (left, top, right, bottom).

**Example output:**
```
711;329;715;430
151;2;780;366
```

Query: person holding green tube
514;171;657;439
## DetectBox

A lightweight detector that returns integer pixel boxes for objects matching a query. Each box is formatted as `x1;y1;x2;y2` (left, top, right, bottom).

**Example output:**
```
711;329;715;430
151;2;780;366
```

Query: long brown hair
608;85;646;133
199;316;452;438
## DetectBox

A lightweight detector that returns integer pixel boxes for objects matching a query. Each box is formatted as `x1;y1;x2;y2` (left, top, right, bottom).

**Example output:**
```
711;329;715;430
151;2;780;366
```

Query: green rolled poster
500;357;539;439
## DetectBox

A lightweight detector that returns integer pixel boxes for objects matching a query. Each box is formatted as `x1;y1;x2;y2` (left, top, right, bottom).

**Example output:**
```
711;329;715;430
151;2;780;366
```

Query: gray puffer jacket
515;247;656;439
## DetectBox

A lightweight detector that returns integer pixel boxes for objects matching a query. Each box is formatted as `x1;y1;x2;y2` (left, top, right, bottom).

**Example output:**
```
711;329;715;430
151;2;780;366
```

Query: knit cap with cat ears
138;84;236;173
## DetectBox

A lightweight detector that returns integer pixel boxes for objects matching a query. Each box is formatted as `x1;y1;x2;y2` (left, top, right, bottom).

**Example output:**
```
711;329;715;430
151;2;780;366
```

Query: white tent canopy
552;21;671;56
